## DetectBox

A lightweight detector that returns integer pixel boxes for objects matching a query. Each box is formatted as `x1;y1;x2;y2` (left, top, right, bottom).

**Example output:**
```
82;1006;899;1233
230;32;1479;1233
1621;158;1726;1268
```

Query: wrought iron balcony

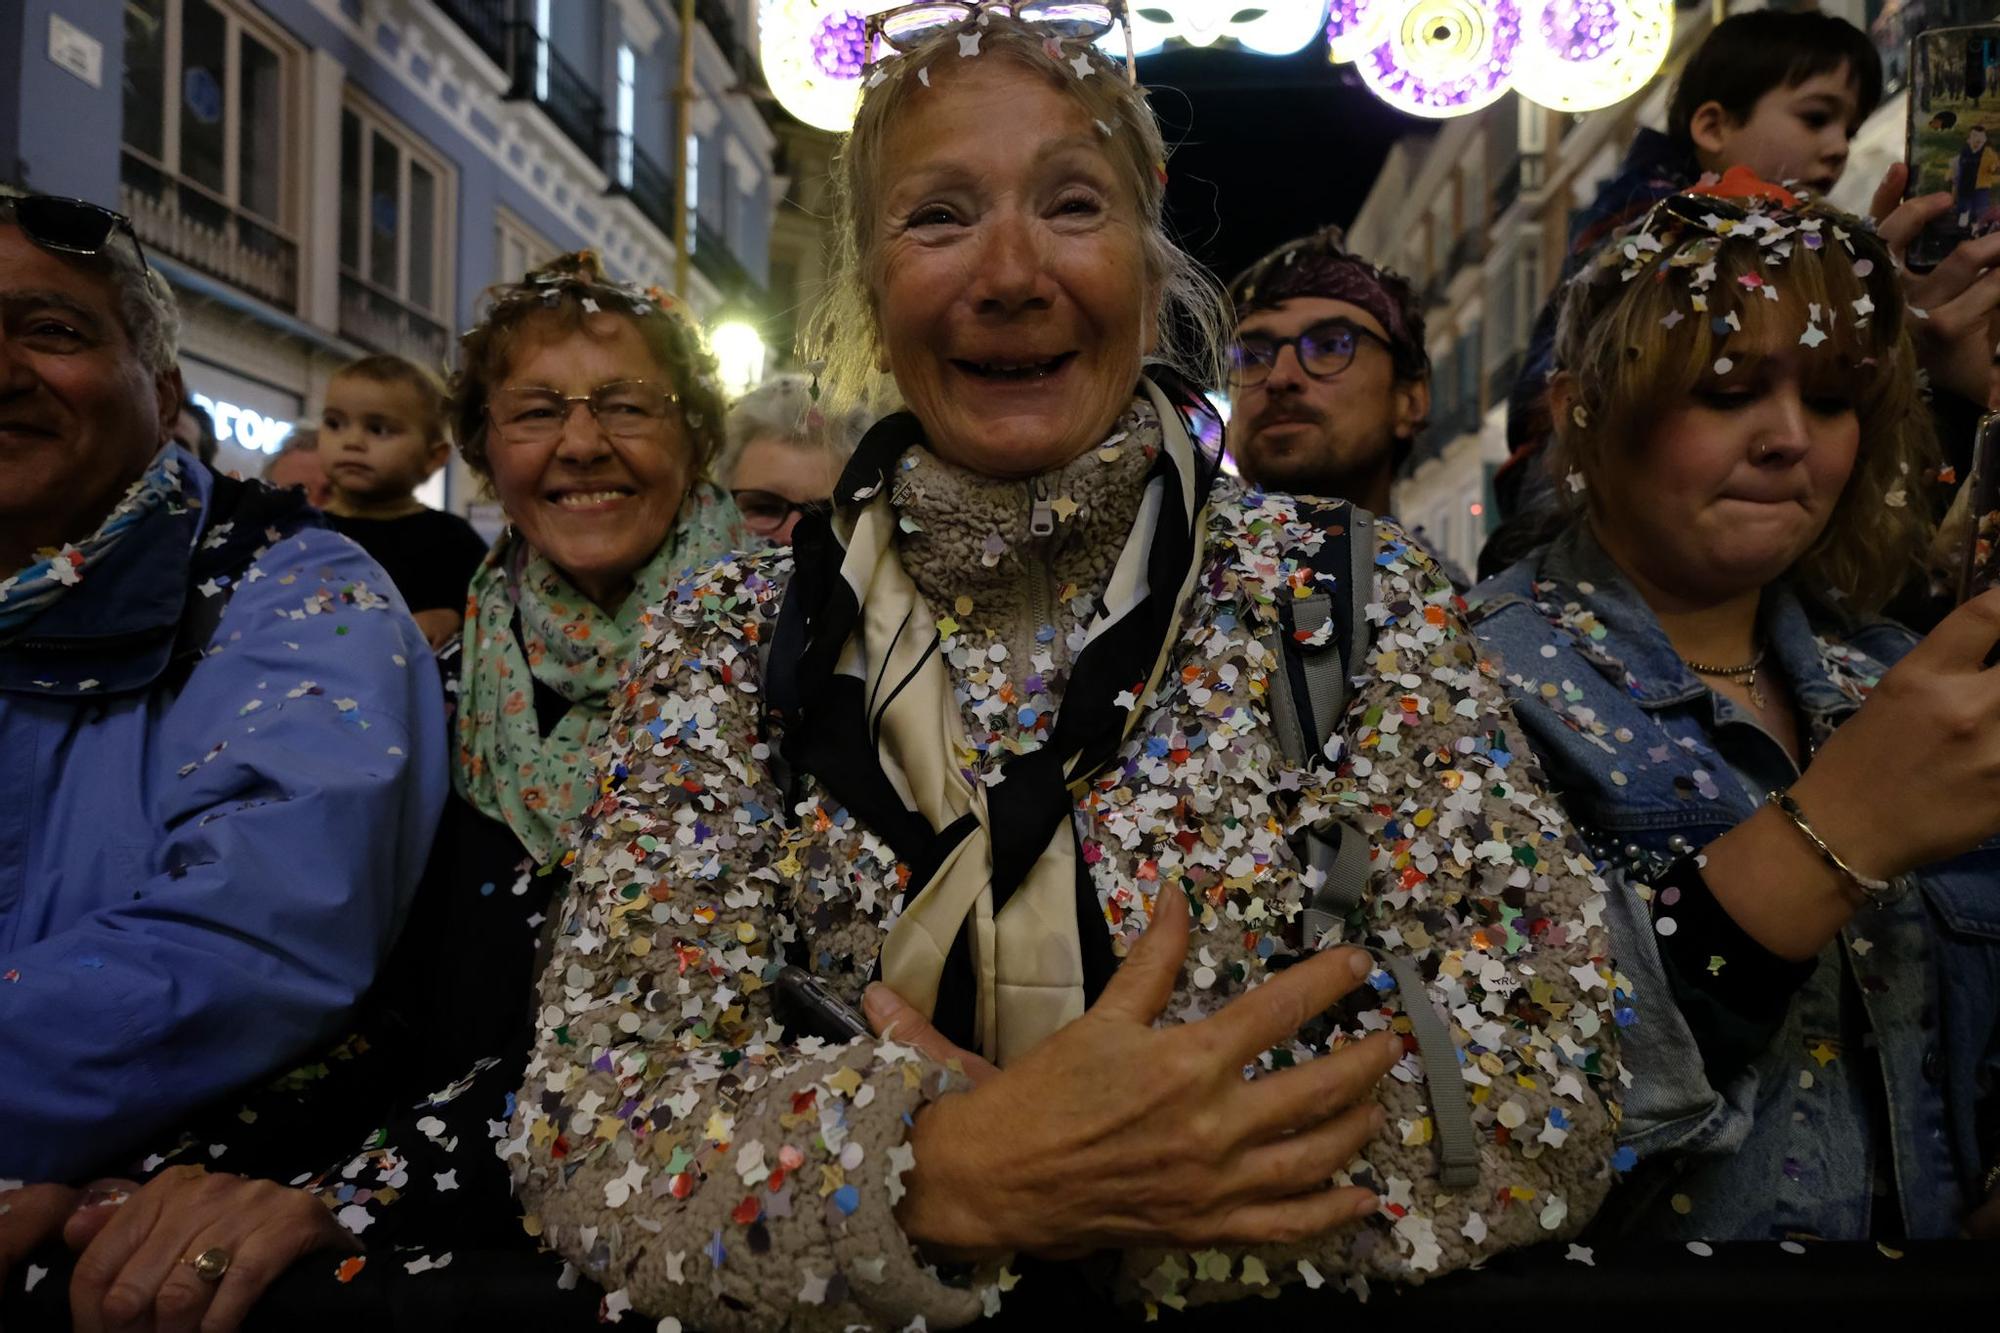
696;0;743;72
603;132;675;231
435;0;510;71
504;24;604;162
338;271;452;371
119;149;298;312
694;217;764;307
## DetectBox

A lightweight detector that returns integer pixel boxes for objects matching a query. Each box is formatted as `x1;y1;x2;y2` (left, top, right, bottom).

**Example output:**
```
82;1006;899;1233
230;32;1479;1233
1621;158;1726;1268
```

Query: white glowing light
1355;0;1520;119
1125;0;1331;57
713;322;769;399
759;0;889;133
1513;0;1671;114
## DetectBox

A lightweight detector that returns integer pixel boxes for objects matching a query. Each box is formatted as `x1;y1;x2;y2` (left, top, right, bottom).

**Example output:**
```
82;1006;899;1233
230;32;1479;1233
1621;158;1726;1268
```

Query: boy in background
1485;10;1881;575
320;354;489;648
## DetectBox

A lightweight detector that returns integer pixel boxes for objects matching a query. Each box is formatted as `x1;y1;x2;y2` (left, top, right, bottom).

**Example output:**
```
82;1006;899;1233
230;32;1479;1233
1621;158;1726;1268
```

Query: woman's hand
884;884;1397;1261
1791;589;2000;881
1868;165;2000;405
65;1165;358;1333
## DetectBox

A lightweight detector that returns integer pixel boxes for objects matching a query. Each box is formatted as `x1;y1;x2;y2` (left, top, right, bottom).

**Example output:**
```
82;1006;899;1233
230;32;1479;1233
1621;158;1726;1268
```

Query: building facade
3;0;778;515
1348;0;1899;579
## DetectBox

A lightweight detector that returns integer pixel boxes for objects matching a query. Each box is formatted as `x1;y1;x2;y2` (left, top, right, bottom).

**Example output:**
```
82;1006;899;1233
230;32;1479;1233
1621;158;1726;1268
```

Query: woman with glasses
23;253;756;1329
498;9;1622;1328
722;372;869;544
1469;180;2000;1243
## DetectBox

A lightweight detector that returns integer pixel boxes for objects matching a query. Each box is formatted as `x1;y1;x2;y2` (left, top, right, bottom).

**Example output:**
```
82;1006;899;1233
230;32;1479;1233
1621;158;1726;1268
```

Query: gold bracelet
1766;790;1908;907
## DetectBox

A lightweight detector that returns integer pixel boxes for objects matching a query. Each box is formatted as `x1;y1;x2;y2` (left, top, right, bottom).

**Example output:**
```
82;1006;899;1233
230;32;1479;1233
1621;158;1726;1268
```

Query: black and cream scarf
779;377;1212;1063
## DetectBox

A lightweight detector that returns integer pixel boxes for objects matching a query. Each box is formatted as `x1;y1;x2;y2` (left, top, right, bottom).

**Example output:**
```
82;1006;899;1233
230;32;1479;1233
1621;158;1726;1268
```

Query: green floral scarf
454;481;750;865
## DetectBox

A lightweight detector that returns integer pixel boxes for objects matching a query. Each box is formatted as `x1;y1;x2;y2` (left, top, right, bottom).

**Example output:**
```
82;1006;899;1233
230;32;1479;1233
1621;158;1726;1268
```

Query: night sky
1138;38;1435;287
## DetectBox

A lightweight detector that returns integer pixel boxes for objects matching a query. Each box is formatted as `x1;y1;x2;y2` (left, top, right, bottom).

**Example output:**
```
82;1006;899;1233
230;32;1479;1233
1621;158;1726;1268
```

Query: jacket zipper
1027;474;1056;636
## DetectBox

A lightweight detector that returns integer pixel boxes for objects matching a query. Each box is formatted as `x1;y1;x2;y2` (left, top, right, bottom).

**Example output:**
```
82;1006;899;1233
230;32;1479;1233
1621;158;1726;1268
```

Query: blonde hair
448;251;724;481
800;14;1229;415
1551;199;1934;614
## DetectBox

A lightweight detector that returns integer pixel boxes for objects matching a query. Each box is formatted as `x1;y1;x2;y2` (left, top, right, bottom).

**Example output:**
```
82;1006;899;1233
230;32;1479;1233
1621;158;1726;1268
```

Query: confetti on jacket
507;407;1625;1329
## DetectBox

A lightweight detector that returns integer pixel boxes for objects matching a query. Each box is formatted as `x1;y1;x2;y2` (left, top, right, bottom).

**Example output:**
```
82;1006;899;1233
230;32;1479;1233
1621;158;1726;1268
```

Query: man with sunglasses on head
1224;228;1457;579
0;187;444;1247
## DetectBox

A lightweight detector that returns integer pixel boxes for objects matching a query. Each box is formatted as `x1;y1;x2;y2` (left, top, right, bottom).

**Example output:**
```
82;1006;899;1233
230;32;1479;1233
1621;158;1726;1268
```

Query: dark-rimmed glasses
732;489;833;536
0;187;153;276
1227;319;1392;387
864;0;1138;85
486;379;682;446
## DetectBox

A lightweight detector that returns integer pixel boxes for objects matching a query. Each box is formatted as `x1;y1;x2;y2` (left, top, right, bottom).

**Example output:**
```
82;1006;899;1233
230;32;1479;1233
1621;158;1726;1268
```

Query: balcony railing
694;217;763;305
696;0;743;72
504;24;604;161
338;271;451;370
436;0;510;71
603;132;675;231
1493;151;1543;216
119;150;298;311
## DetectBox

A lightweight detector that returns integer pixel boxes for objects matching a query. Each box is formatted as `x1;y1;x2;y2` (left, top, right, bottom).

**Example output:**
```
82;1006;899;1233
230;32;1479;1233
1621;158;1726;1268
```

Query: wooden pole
673;0;697;298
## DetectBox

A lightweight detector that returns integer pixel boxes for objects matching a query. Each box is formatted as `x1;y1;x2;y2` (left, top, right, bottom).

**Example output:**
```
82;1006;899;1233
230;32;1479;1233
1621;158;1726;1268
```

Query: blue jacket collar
1528;525;1871;721
0;450;211;697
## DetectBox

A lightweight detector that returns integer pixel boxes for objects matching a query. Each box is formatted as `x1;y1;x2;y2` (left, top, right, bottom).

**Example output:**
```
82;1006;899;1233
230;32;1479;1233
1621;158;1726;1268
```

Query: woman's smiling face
869;55;1156;479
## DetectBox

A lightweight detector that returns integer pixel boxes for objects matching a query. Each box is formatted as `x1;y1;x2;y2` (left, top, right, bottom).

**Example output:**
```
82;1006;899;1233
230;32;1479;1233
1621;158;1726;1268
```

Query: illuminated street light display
1354;0;1520;119
756;0;1666;131
1511;0;1671;113
1125;0;1329;57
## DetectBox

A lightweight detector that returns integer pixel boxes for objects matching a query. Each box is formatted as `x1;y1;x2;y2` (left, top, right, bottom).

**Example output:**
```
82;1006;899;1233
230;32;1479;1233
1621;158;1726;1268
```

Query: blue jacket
1470;527;2000;1241
0;449;447;1181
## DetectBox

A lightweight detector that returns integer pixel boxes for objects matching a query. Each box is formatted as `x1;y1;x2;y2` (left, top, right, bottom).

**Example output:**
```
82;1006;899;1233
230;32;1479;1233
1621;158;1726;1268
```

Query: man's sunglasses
1227;318;1391;387
1;189;153;276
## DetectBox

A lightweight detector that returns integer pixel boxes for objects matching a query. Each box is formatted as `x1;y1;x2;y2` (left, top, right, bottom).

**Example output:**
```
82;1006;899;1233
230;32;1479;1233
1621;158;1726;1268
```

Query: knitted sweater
506;407;1626;1328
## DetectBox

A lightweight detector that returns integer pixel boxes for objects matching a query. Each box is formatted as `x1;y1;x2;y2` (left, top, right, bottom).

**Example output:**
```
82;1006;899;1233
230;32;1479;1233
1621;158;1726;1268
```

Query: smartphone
1905;23;2000;271
773;965;872;1042
1958;412;2000;606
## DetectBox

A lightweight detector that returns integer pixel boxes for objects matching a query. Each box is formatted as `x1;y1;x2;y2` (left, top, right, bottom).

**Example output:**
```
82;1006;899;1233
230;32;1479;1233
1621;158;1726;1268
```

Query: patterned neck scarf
455;481;749;865
0;446;187;635
781;379;1209;1064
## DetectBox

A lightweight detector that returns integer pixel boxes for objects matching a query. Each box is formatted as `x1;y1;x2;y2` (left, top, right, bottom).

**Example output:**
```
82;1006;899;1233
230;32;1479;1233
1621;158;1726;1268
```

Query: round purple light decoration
1538;0;1619;63
811;10;869;80
1358;0;1520;118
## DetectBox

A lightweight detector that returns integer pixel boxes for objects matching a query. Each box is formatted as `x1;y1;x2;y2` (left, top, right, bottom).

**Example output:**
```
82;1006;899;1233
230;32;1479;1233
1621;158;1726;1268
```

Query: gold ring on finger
184;1246;231;1284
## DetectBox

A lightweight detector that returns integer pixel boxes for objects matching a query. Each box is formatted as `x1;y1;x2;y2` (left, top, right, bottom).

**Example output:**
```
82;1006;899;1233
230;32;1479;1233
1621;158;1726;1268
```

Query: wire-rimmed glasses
486;379;683;447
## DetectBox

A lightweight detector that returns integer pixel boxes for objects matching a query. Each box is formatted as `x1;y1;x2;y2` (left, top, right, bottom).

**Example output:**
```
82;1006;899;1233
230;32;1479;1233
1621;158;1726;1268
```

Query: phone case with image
1958;413;2000;607
1906;23;2000;271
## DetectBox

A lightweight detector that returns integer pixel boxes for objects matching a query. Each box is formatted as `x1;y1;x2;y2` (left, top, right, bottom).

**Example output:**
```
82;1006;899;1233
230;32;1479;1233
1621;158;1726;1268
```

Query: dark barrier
4;1235;1986;1329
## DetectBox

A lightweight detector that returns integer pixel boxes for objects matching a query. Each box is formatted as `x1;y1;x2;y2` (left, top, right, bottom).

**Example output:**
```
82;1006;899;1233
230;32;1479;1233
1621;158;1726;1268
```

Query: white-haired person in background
722;371;870;543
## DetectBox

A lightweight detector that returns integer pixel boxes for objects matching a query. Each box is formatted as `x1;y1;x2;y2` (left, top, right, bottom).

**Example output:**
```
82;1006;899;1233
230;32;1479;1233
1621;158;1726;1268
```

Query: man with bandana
1223;228;1461;581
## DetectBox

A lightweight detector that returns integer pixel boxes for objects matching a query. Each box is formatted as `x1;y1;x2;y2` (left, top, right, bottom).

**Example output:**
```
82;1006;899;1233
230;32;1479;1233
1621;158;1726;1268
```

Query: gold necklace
1681;646;1768;708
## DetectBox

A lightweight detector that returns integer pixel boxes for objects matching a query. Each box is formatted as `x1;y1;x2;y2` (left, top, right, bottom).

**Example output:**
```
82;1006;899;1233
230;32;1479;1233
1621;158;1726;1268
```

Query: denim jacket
1469;527;2000;1240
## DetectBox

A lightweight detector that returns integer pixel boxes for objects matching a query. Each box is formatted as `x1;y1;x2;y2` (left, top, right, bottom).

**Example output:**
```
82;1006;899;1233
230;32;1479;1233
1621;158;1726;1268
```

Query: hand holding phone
1958;412;2000;607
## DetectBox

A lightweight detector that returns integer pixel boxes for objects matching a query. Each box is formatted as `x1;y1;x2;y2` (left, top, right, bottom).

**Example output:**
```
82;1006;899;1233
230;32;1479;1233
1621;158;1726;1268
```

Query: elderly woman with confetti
503;8;1624;1328
1472;176;2000;1243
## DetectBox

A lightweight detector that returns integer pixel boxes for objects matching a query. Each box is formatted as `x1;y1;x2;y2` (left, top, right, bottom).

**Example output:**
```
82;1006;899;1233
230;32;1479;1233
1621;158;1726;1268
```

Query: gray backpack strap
1376;952;1483;1191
